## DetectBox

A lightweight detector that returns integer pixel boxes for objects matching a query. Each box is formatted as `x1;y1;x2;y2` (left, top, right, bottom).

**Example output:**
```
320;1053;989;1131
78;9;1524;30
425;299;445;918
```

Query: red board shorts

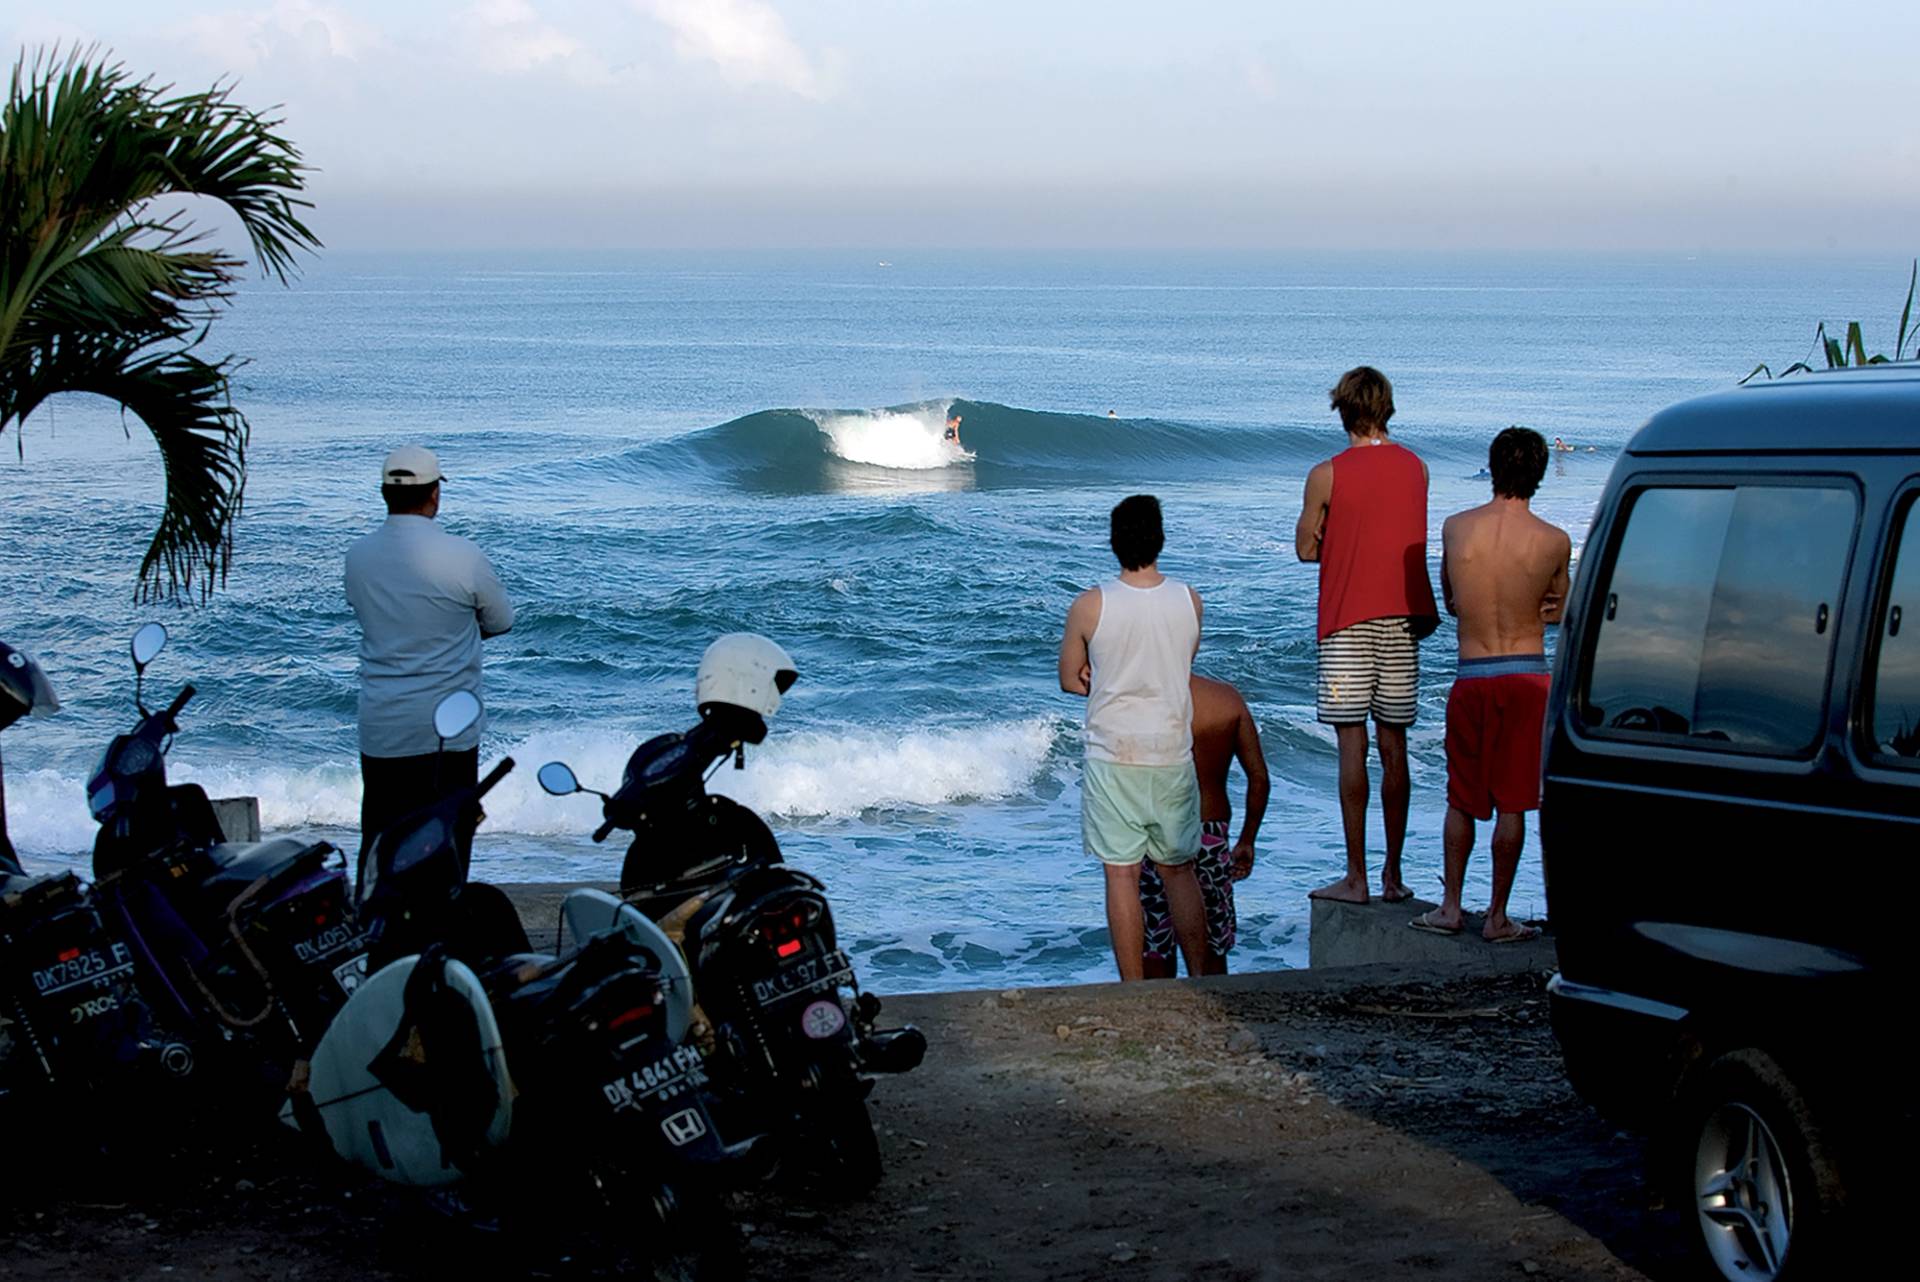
1445;655;1550;820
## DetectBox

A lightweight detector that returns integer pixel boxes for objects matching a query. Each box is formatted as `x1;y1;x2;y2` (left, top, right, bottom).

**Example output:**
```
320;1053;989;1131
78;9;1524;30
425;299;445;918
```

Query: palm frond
0;46;319;600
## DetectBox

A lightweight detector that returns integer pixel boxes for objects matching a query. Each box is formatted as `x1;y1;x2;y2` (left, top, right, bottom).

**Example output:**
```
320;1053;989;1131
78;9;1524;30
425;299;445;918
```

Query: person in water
1139;673;1270;976
1412;427;1569;944
1552;436;1576;453
944;413;963;446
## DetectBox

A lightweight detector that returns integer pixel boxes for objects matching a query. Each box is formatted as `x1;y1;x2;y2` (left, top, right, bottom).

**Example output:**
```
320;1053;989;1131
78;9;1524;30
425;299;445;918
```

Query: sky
9;0;1919;251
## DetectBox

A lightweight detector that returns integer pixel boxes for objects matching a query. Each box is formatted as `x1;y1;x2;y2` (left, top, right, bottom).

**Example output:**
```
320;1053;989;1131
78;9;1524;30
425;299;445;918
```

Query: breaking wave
6;717;1067;863
617;399;1400;493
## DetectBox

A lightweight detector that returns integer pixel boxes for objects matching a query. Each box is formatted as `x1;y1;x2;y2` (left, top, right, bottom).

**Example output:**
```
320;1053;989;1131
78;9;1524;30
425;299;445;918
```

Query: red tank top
1316;440;1439;640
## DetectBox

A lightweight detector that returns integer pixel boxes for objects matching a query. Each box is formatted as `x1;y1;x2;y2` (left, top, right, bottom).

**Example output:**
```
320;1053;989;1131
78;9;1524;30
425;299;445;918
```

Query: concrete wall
1309;897;1554;972
211;796;261;844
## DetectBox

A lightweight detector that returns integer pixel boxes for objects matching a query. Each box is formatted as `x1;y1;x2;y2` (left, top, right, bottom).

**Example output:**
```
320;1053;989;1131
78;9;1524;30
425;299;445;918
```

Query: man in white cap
344;446;514;850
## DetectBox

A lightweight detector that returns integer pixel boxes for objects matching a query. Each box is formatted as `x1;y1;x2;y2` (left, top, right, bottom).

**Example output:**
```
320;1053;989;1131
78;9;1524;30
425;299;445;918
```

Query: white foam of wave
707;718;1061;818
4;717;1064;861
805;403;974;470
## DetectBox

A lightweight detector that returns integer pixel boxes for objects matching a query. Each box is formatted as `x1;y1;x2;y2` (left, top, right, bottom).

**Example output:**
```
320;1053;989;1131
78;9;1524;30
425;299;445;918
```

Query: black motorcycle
84;624;367;1092
539;701;926;1193
292;690;754;1255
0;863;192;1126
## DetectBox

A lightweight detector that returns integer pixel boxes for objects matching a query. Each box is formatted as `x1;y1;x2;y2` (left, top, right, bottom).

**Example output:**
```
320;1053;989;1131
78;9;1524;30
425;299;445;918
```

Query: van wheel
1681;1049;1845;1281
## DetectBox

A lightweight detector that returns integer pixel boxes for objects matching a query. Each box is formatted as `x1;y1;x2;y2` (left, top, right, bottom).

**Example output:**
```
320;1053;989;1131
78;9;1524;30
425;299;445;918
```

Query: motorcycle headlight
114;738;159;777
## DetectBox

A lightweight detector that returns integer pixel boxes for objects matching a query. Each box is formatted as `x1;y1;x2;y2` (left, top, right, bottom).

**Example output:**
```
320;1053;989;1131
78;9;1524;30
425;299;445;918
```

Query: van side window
1870;497;1920;763
1581;484;1856;755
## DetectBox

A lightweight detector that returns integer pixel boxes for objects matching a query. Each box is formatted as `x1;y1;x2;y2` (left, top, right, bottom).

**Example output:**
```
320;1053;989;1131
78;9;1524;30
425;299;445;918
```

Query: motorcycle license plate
31;942;135;998
751;948;854;1008
601;1043;706;1112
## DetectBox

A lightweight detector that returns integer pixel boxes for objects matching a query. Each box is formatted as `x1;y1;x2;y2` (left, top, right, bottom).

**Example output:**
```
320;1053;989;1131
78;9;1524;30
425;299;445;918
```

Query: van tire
1677;1048;1850;1281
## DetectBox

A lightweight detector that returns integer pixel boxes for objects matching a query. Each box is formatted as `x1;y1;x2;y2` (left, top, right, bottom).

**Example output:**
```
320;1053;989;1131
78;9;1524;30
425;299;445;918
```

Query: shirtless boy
1413;427;1570;943
1141;674;1270;977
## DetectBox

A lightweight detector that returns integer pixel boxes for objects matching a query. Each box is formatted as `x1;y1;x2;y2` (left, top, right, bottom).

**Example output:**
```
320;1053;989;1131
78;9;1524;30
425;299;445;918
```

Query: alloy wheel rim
1695;1101;1794;1280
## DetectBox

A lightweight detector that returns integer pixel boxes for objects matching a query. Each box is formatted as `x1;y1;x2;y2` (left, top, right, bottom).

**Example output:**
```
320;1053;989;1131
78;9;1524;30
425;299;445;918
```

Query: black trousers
359;747;479;853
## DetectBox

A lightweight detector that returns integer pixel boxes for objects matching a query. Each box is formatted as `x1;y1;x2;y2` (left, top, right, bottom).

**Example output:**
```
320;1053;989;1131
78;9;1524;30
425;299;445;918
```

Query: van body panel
1544;371;1920;1138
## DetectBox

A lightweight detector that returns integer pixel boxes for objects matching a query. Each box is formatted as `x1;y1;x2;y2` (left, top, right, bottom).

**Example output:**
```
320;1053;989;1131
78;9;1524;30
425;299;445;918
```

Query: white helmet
696;633;798;720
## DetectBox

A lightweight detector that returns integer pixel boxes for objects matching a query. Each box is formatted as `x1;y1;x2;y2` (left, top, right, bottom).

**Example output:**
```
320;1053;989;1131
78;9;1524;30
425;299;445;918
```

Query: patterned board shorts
1317;616;1420;727
1140;820;1237;959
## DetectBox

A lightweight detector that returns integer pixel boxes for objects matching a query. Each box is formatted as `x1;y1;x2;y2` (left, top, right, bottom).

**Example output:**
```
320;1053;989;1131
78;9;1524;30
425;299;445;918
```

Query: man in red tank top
1294;367;1439;905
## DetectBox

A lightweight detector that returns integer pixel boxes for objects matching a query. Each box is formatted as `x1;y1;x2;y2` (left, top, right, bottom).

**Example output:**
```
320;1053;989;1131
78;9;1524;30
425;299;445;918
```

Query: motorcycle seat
0;869;50;900
198;837;334;900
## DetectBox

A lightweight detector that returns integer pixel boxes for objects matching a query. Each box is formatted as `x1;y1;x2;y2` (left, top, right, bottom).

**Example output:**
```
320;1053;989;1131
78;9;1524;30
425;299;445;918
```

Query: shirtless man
1412;427;1570;943
1141;674;1271;977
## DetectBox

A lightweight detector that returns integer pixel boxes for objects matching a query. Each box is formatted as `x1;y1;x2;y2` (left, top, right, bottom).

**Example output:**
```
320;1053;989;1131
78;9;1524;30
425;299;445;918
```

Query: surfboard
286;955;513;1187
559;888;694;1044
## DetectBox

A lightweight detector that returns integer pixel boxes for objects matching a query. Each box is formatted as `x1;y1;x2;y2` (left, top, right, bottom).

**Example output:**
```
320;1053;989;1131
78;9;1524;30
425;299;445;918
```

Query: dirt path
739;965;1684;1282
1;964;1685;1281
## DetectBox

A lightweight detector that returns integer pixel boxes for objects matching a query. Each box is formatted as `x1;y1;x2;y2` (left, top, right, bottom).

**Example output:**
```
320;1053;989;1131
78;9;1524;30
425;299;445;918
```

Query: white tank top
1085;576;1198;766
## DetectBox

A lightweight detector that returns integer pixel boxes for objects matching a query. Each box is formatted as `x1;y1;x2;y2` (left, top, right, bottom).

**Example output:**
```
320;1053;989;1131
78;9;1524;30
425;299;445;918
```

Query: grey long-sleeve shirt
344;515;513;758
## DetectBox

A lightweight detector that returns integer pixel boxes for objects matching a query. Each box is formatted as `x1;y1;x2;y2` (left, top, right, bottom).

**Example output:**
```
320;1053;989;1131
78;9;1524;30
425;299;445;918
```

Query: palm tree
1;48;320;600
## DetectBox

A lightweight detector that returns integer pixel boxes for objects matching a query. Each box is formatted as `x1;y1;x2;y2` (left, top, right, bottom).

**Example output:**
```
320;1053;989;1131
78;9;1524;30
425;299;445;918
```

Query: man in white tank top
1058;496;1210;980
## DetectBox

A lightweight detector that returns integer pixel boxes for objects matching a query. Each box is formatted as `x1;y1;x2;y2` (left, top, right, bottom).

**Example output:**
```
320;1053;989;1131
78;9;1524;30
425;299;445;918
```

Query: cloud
179;1;384;72
633;0;829;98
462;0;592;76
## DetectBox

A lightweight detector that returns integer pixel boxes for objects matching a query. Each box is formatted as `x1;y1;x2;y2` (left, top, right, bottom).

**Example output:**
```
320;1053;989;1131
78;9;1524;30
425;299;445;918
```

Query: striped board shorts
1317;616;1420;727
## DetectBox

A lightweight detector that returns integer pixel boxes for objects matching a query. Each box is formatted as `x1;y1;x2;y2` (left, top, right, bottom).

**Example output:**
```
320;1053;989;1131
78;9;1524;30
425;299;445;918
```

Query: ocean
2;249;1902;992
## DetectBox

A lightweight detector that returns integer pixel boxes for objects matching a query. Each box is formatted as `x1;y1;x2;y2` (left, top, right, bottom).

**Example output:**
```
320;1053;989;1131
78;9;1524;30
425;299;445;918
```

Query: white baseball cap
381;445;443;487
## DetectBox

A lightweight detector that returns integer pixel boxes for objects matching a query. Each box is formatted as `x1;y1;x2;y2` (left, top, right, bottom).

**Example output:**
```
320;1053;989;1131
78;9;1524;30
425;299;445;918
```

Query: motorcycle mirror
130;623;168;672
433;690;482;743
536;761;580;796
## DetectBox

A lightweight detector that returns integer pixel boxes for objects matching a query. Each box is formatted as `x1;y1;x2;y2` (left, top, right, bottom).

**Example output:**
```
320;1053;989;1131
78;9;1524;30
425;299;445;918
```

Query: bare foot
1309;874;1369;904
1379;877;1413;903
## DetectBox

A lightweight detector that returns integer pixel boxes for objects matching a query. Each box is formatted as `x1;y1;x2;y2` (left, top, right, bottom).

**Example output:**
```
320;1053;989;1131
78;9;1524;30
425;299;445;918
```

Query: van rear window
1870;497;1920;763
1580;483;1856;755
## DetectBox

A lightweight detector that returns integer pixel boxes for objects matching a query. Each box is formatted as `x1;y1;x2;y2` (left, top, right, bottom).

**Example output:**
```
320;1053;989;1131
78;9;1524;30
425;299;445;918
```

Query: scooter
538;633;925;1193
290;692;752;1251
0;639;189;1132
84;624;368;1094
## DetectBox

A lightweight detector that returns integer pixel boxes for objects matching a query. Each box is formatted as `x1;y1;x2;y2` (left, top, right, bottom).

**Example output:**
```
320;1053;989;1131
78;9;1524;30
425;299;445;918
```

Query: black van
1543;366;1917;1281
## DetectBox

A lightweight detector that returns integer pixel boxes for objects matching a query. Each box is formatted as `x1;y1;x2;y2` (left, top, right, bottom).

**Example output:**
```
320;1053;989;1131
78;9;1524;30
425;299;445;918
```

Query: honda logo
661;1108;708;1147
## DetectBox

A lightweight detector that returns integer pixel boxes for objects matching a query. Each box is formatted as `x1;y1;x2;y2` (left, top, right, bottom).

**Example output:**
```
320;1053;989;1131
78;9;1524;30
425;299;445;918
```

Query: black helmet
0;642;60;733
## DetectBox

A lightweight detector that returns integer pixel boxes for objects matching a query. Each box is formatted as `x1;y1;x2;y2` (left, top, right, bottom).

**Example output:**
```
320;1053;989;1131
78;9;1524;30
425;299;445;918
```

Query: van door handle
1815;603;1830;635
1605;592;1618;621
1892;605;1904;638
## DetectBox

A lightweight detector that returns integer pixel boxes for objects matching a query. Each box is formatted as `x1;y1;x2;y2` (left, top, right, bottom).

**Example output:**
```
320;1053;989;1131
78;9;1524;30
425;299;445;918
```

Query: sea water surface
2;250;1900;991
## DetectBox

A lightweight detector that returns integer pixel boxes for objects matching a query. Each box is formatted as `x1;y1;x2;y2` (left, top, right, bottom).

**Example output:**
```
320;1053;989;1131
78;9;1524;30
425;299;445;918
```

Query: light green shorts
1081;758;1201;867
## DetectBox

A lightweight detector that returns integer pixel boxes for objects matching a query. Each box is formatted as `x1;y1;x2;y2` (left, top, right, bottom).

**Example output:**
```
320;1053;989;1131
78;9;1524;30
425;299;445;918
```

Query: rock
1521;1262;1542;1276
1055;1024;1073;1039
999;989;1026;1003
1225;1029;1260;1054
1109;1243;1138;1263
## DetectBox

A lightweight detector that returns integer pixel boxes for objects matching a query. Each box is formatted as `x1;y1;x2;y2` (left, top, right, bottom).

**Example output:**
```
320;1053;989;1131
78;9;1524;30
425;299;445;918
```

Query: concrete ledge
211;796;261;844
1309;896;1555;972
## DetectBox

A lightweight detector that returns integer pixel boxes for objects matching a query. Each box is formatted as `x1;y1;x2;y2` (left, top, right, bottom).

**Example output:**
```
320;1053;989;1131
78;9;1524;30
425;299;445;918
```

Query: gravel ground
1;961;1689;1281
